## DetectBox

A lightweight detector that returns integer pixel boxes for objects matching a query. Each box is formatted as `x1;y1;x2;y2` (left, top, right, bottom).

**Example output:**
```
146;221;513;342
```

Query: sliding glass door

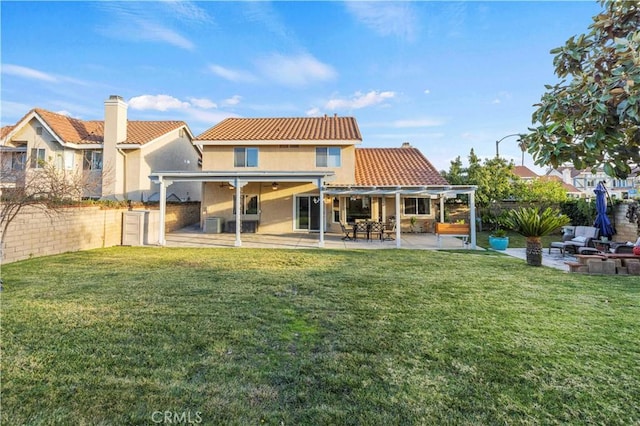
295;195;321;231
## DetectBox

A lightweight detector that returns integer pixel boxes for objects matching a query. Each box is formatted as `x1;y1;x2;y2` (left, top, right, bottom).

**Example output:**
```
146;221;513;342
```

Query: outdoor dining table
352;221;385;242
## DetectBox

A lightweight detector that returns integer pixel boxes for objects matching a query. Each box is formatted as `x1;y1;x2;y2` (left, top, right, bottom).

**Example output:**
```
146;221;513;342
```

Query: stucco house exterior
546;165;638;199
150;116;477;248
0;95;201;202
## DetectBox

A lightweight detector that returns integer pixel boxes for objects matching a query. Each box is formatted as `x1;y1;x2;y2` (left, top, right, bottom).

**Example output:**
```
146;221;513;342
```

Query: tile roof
1;125;15;139
355;147;449;186
196;116;362;142
5;108;188;146
540;175;581;193
513;165;539;178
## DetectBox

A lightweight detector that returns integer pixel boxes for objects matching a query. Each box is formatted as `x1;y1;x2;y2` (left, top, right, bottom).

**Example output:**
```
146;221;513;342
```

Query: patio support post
395;191;401;248
157;178;172;246
234;181;241;246
469;191;476;249
318;178;325;248
440;195;445;222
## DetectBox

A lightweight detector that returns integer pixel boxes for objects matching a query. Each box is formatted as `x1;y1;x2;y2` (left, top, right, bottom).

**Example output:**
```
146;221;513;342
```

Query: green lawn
2;247;639;425
476;230;559;249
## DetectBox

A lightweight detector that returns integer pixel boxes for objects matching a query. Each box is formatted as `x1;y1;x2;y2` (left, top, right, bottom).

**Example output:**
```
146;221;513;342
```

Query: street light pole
495;133;523;158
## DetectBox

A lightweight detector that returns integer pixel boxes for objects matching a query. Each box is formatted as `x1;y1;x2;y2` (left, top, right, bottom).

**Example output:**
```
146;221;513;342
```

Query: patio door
295;195;321;231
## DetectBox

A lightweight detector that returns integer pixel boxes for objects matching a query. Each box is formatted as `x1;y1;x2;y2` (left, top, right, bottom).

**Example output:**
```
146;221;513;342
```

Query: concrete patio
165;225;570;271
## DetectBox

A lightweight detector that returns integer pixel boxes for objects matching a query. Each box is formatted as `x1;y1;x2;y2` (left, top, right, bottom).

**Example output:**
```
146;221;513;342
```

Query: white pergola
149;171;478;249
323;184;478;249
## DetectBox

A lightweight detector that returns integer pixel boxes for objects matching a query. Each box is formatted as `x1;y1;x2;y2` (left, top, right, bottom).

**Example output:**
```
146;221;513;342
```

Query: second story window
30;148;46;169
316;147;341;167
234;147;258;167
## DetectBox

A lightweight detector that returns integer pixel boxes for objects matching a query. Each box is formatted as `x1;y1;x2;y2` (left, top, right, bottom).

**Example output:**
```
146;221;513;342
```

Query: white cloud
424;89;431;95
345;2;417;40
2;64;58;82
256;53;336;87
306;107;321;117
137;20;194;50
189;97;217;109
222;95;242;106
208;65;256;83
128;95;190;111
492;91;512;105
325;91;396;110
96;3;195;50
163;1;213;25
393;118;445;128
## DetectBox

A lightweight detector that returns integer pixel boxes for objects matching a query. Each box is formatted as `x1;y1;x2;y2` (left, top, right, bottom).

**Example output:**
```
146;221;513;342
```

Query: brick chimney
102;95;128;198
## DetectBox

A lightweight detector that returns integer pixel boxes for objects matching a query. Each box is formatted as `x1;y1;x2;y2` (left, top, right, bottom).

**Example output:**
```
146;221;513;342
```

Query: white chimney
562;168;572;184
102;95;128;198
104;95;127;145
401;142;412;148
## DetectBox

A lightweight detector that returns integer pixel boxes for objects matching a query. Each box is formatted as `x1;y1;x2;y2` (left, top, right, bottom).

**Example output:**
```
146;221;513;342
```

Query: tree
503;207;570;266
514;178;568;205
0;156;102;259
525;0;640;178
440;155;466;185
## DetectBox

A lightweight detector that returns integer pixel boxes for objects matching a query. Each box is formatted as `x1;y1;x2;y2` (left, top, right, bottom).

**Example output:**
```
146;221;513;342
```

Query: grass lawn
476;230;559;249
2;247;639;425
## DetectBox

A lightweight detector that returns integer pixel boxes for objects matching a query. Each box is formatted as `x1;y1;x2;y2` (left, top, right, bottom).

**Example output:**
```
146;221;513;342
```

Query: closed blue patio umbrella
593;181;615;239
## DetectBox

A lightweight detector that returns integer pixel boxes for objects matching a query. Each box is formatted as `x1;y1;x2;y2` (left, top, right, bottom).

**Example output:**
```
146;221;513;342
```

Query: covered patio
165;224;476;250
149;171;478;249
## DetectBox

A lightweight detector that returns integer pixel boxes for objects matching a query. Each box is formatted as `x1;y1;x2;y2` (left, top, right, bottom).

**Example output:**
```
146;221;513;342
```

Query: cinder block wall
1;206;127;264
1;202;201;265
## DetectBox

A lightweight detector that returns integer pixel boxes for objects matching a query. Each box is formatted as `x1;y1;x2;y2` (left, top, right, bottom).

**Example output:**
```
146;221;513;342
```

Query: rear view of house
149;115;476;247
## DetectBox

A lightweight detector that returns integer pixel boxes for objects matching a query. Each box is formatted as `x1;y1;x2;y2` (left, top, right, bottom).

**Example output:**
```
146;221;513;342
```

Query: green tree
440;156;466;185
525;0;640;178
515;178;568;205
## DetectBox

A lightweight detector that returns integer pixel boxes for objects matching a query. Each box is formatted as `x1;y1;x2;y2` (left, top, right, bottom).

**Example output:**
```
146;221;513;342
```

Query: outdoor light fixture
271;182;279;190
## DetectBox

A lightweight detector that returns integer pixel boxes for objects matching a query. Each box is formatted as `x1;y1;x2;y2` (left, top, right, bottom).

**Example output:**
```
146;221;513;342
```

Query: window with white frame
83;150;103;170
316;147;341;167
234;148;258;167
232;194;259;215
404;197;431;215
30;148;46;169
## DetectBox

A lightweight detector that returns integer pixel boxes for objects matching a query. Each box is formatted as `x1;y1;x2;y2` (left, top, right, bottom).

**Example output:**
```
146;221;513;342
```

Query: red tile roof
6;108;188;146
513;165;538;179
196;116;362;142
355;147;449;186
540;175;581;193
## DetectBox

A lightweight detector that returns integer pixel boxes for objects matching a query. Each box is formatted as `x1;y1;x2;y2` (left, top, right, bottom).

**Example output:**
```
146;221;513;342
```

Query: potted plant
503;207;570;266
489;228;509;250
410;216;417;233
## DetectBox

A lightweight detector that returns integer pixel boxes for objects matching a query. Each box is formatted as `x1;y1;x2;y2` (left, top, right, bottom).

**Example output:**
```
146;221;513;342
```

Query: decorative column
469;190;477;249
318;178;325;248
395;191;401;248
157;177;172;246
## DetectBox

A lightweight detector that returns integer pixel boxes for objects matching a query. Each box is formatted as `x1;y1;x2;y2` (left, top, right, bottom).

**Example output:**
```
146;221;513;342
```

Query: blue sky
1;1;601;173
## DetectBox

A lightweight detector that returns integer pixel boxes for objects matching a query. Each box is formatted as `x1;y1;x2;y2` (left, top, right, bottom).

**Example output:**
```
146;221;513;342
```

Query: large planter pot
489;236;509;250
526;237;543;266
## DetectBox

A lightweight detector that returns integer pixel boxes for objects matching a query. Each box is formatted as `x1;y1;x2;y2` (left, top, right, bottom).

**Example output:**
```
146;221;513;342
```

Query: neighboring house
513;165;538;182
547;165;637;199
0;95;201;202
150;116;477;247
514;165;581;196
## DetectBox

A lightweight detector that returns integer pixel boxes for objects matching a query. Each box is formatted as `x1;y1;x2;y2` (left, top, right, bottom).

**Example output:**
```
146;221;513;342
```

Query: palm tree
503;207;570;266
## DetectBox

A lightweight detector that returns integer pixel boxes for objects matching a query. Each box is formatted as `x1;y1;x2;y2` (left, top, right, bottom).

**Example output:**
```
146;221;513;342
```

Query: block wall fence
1;202;200;264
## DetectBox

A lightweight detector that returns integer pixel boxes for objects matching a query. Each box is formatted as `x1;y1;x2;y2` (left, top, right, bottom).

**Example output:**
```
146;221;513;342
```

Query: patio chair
382;222;396;241
354;222;369;241
340;223;353;241
369;221;385;241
